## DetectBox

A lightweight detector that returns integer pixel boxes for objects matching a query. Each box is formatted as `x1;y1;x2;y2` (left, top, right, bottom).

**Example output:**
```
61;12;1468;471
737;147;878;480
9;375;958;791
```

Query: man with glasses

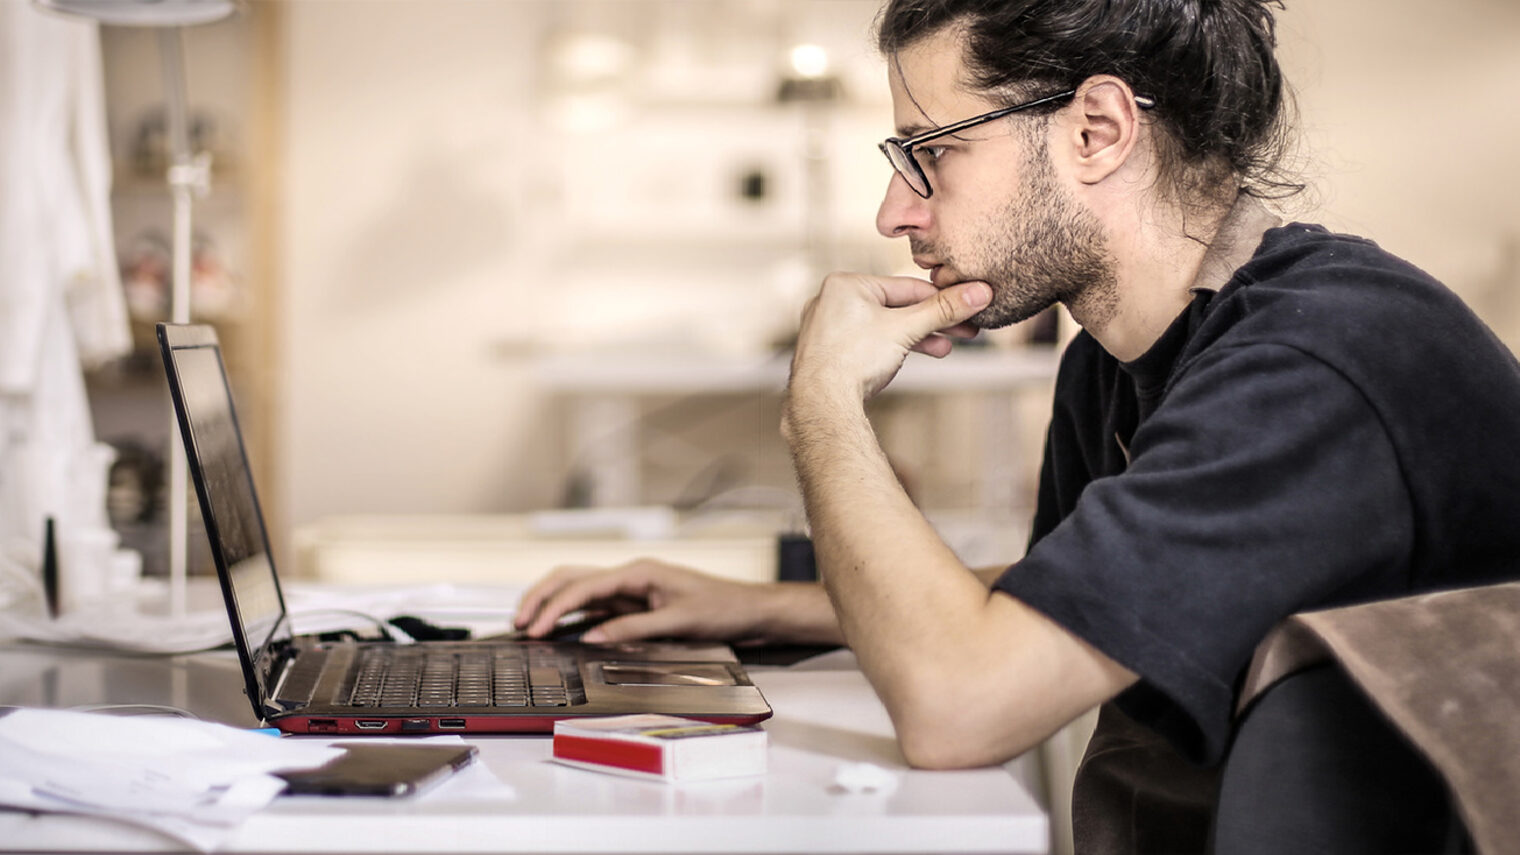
518;0;1520;848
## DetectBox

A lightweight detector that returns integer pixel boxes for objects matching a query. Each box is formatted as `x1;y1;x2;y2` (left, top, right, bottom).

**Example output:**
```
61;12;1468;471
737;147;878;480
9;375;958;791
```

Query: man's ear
1062;75;1143;186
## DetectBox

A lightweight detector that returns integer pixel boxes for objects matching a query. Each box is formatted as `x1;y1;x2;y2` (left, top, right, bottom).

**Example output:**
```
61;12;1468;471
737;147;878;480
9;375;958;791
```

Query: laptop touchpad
599;663;738;687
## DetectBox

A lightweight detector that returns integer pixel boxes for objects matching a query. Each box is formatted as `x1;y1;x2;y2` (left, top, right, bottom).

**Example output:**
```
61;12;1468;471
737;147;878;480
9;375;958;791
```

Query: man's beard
914;144;1118;330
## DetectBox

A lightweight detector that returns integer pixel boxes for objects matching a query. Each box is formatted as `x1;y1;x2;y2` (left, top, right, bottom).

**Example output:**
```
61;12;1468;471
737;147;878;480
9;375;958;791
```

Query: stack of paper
0;708;344;851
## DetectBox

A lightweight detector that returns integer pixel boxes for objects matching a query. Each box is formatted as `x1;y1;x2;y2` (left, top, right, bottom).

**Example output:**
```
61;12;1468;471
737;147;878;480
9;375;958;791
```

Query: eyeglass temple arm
894;90;1156;150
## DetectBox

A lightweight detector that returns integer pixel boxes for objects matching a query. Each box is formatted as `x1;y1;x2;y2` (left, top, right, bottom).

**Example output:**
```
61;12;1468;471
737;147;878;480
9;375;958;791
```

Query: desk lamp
34;0;238;618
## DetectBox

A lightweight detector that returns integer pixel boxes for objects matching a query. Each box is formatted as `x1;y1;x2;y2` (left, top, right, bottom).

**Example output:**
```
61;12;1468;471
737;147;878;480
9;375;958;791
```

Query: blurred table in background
294;510;783;585
530;346;1060;511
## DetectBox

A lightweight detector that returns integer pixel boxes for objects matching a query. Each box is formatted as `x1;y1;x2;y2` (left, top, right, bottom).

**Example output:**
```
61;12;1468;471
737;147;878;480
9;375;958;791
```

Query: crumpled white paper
0;708;343;851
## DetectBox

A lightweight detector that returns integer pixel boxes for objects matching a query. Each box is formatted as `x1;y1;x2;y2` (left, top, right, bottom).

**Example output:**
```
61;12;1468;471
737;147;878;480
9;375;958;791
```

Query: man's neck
1076;193;1279;361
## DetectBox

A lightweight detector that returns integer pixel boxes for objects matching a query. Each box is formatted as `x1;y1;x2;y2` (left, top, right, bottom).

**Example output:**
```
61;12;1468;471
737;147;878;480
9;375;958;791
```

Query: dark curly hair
876;0;1303;205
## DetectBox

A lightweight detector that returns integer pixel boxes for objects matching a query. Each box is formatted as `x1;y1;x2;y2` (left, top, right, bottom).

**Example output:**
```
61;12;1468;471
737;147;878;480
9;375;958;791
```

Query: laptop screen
158;326;289;685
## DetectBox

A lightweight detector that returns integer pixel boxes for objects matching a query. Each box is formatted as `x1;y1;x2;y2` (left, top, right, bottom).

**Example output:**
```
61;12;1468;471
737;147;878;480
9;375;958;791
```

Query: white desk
0;644;1048;853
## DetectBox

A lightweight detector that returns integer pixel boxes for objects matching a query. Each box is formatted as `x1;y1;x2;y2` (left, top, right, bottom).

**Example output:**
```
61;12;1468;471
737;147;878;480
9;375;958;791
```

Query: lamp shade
33;0;236;27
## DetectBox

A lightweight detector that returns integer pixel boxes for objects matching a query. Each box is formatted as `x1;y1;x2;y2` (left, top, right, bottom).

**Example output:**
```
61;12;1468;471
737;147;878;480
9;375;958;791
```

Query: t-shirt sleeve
994;342;1413;764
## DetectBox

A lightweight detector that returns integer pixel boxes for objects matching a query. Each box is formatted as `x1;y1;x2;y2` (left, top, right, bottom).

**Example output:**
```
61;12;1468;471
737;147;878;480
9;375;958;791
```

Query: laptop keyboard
348;645;575;708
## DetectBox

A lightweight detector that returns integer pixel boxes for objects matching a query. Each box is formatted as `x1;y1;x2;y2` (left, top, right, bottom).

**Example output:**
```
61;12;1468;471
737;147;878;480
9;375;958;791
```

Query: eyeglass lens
882;141;931;197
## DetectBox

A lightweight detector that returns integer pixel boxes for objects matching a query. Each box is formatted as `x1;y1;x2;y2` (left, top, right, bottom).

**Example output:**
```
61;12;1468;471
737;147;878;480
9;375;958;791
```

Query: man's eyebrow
896;122;935;138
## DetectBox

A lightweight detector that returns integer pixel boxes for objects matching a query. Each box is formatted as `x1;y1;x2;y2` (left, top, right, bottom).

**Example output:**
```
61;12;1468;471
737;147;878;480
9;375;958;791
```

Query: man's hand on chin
786;271;992;406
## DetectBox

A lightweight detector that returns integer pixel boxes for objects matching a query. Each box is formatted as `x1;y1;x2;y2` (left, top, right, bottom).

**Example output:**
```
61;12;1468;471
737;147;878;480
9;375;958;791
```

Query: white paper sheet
0;708;343;851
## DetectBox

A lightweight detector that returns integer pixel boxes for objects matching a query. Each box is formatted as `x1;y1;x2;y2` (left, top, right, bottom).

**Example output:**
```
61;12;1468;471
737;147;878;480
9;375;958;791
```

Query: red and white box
551;714;767;782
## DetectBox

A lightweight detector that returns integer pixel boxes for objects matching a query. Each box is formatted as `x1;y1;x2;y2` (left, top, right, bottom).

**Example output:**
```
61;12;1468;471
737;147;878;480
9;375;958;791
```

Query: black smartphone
277;742;478;797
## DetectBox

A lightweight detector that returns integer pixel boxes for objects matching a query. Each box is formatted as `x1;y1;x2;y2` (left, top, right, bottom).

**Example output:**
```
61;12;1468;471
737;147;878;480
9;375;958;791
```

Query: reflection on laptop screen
174;345;283;652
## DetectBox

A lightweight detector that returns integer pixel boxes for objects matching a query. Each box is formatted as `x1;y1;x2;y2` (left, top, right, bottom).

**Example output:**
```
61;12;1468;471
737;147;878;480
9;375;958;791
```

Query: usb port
307;718;338;733
438;718;467;730
354;719;388;730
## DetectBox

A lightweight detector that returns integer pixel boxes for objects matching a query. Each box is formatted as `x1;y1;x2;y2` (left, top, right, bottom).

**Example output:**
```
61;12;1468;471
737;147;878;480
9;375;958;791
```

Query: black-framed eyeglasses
878;89;1156;199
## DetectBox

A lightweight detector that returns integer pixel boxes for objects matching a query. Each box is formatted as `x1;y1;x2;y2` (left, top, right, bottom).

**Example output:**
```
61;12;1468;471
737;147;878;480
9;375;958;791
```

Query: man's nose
876;173;932;238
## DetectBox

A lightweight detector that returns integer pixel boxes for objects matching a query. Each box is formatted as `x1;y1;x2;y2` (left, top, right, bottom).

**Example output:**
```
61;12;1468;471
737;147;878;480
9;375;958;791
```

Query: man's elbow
896;718;1021;769
899;731;988;770
891;694;1029;770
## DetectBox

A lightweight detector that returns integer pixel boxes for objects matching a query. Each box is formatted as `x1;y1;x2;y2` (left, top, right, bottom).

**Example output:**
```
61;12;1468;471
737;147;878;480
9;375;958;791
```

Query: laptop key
529;666;565;689
347;645;584;710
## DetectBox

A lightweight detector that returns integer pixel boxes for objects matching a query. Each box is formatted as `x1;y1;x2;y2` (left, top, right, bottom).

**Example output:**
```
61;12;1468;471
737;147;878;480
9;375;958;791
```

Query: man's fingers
582;608;690;644
875;275;941;308
514;565;597;628
927;280;993;328
869;276;991;343
523;570;649;637
910;321;982;357
514;572;571;628
911;332;954;358
940;320;982;340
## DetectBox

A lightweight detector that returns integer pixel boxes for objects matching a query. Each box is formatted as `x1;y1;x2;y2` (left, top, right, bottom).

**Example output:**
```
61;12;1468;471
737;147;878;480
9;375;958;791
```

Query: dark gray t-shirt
995;224;1520;765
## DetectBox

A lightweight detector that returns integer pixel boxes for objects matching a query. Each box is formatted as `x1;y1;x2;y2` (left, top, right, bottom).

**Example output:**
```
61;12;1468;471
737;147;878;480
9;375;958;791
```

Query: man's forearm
781;384;1136;769
783;385;996;736
775;275;1132;768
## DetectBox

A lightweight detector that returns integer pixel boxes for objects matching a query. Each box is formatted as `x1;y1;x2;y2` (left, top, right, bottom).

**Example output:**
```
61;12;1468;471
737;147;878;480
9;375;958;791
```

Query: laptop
157;323;771;735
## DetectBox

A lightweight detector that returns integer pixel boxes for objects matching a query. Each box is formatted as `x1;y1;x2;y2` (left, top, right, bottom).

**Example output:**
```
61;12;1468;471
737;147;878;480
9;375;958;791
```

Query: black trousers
1211;665;1472;855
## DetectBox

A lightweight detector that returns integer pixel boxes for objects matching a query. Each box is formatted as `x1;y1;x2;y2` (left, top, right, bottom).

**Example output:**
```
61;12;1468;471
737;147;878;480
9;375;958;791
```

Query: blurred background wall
272;0;902;527
89;0;1520;575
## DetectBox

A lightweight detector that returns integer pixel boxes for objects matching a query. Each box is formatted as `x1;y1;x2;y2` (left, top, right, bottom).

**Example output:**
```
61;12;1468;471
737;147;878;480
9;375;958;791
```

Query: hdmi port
438;718;467;730
354;719;388;730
